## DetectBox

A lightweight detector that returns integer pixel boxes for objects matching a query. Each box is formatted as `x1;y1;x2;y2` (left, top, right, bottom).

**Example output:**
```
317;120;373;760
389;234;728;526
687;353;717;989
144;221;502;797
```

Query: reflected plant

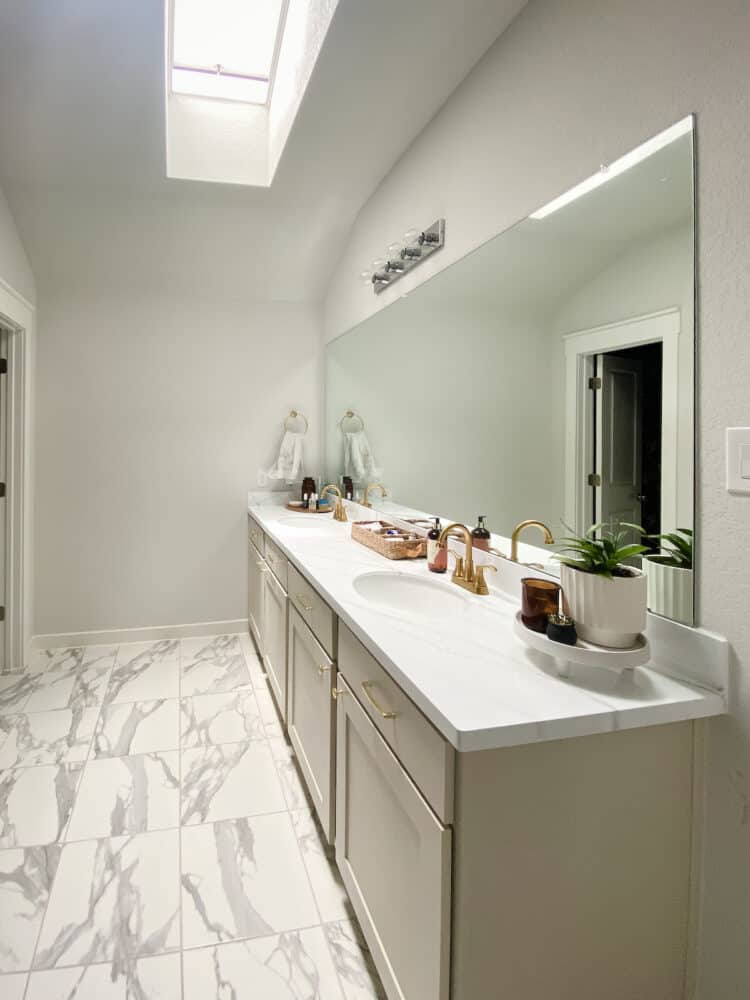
645;528;693;569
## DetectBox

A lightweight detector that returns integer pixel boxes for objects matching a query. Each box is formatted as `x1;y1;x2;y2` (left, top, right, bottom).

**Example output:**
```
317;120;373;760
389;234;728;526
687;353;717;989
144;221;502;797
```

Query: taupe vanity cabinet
247;517;694;1000
247;519;265;654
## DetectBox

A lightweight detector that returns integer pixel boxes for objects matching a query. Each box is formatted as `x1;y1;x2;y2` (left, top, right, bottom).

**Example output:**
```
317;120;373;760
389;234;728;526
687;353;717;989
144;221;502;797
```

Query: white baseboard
31;618;249;650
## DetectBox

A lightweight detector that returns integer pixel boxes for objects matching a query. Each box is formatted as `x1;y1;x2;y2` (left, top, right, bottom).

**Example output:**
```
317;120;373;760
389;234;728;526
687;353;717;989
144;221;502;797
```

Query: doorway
593;342;663;541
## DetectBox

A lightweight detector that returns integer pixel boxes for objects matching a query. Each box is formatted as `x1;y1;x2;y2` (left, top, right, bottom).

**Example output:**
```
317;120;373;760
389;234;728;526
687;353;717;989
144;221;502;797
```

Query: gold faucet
363;482;388;508
438;523;496;595
510;520;555;562
321;484;348;522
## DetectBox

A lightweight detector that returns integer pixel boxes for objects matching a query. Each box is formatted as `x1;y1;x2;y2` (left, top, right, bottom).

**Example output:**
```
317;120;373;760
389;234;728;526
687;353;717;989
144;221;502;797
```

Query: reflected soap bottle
472;515;490;551
427;518;447;574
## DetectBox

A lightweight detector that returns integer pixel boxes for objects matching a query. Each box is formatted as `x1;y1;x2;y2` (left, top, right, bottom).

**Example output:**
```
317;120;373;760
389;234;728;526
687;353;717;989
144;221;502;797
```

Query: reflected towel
344;430;380;483
261;430;305;485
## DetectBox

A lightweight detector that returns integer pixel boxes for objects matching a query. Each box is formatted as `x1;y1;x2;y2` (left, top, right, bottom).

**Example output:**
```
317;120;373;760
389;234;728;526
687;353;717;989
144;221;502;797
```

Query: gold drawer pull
361;681;397;719
332;686;347;700
257;561;268;572
296;593;313;613
318;663;331;675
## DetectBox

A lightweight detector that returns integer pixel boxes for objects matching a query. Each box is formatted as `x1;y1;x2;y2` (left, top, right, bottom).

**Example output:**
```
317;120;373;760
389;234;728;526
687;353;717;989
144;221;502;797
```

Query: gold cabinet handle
256;561;268;572
318;663;331;675
332;686;347;700
361;681;397;719
296;593;313;613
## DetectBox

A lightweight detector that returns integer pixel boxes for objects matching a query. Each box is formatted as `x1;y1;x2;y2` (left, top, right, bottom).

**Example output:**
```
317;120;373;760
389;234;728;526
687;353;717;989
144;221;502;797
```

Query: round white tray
513;611;650;677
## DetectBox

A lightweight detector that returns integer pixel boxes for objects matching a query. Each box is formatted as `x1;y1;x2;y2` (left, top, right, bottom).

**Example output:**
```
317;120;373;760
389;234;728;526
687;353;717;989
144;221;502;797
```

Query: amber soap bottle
427;518;447;573
472;515;490;551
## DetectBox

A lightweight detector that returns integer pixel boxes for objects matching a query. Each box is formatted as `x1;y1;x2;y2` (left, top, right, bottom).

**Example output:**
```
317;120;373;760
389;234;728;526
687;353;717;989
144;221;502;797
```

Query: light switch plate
726;427;750;494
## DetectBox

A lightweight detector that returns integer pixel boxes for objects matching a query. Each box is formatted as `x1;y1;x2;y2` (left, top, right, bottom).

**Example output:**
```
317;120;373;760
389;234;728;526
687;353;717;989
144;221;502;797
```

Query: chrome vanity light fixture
362;219;446;295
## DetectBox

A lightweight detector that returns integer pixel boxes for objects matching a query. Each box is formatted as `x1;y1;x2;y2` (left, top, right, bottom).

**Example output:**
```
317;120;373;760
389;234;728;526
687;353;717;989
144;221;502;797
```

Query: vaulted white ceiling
0;0;527;300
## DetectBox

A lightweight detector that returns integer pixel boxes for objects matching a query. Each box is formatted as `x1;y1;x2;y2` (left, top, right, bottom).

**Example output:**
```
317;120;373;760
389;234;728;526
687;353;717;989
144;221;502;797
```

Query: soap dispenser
472;515;490;551
427;518;447;574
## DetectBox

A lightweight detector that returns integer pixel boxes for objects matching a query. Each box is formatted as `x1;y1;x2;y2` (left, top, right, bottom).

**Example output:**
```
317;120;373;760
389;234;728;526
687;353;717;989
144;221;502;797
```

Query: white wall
34;285;321;635
322;1;750;995
0;184;34;305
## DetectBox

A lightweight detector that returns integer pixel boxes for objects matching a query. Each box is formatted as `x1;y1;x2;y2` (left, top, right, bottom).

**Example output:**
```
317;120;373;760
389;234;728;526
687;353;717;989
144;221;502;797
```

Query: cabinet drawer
288;564;335;658
264;538;288;591
287;607;335;842
248;516;265;557
338;623;454;824
336;675;451;1000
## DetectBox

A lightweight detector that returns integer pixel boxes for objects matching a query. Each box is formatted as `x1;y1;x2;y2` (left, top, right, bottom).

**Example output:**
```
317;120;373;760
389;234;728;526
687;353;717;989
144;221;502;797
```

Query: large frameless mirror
325;117;696;625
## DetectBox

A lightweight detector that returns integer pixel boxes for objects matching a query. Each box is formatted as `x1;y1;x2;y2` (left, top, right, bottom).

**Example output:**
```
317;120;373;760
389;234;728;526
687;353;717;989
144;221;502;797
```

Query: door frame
0;277;34;672
563;307;681;536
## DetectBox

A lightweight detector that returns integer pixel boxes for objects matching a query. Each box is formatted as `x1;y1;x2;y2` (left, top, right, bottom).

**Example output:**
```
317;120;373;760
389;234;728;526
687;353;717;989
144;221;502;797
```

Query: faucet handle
474;564;497;596
449;553;465;581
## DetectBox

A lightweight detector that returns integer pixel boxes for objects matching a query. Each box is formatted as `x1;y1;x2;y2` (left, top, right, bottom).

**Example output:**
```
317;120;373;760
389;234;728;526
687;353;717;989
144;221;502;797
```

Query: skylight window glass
172;0;284;104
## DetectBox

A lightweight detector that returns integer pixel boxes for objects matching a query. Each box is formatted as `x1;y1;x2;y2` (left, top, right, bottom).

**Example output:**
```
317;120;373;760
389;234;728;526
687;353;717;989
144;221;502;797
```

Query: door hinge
588;376;602;390
0;607;5;622
588;473;602;487
0;359;7;375
0;483;5;498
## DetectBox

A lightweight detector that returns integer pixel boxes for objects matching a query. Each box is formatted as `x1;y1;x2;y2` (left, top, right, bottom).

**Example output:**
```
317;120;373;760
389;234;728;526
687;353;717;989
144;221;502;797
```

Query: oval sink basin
275;514;338;534
352;571;469;620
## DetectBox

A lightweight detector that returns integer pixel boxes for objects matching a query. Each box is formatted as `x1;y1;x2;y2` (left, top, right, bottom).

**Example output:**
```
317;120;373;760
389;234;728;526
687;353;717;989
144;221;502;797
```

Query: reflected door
596;353;644;534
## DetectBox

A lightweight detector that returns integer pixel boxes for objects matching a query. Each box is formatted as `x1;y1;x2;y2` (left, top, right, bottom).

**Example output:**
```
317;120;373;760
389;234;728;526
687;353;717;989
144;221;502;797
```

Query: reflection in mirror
325;117;695;624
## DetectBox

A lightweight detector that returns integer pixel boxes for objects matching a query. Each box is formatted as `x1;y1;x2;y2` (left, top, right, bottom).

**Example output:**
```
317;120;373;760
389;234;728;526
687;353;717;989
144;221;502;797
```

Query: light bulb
360;269;373;284
372;258;387;272
387;241;404;256
403;228;420;244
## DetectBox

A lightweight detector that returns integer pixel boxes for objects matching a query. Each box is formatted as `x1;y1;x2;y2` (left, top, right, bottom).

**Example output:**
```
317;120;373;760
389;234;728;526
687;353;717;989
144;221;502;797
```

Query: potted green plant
555;521;649;648
643;528;693;625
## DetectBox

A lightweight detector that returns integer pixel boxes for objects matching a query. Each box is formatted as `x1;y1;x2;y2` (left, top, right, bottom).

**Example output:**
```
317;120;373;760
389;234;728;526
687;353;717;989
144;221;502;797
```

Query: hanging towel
261;430;305;485
344;430;380;483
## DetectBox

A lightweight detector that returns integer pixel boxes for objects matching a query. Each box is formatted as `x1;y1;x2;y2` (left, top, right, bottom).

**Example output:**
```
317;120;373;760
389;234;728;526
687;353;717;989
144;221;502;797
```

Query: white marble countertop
248;500;726;752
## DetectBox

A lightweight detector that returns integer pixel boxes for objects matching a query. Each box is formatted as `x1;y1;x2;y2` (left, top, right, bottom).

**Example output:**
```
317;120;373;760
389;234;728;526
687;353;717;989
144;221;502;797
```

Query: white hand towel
262;430;305;485
344;430;380;483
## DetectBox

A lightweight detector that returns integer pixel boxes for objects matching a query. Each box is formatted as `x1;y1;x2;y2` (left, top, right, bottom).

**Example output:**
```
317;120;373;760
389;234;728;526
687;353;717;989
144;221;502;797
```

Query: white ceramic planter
644;559;694;626
561;564;647;649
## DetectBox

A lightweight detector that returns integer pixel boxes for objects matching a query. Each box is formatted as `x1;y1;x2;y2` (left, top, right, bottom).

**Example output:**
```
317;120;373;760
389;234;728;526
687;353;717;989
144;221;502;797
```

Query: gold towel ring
284;410;308;433
339;410;365;432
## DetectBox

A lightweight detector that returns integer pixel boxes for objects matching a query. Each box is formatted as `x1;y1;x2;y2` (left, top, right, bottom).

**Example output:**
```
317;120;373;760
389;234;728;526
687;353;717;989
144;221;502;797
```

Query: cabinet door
288;607;335;842
336;677;451;1000
261;567;288;723
247;542;265;657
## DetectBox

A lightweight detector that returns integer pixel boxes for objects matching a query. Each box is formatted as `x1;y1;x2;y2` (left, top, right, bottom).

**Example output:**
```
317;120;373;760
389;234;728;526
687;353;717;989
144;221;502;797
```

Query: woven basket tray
351;520;427;561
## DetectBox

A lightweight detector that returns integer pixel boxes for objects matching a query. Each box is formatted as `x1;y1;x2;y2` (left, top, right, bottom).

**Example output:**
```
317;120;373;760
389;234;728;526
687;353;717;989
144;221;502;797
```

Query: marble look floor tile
94;700;180;758
181;813;319;949
0;844;61;972
25;646;117;713
254;685;285;738
182;928;345;1000
291;809;350;923
0;673;38;717
269;737;311;811
25;953;181;1000
181;690;264;748
66;751;180;841
0;708;99;767
106;641;180;705
33;829;180;970
0;764;82;848
324;920;386;1000
181;740;286;825
181;635;252;696
0;972;28;999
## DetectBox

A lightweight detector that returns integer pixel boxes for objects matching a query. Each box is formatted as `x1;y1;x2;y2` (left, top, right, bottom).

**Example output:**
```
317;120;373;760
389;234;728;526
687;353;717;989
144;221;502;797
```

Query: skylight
171;0;285;105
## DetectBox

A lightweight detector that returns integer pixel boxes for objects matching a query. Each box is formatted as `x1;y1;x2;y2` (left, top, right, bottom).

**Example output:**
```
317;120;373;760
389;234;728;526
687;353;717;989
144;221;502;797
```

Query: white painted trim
31;618;249;650
0;280;34;672
563;307;681;534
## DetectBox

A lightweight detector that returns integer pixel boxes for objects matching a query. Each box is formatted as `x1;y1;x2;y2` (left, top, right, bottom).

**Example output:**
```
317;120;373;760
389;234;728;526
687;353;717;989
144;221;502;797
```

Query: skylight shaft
171;0;284;104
